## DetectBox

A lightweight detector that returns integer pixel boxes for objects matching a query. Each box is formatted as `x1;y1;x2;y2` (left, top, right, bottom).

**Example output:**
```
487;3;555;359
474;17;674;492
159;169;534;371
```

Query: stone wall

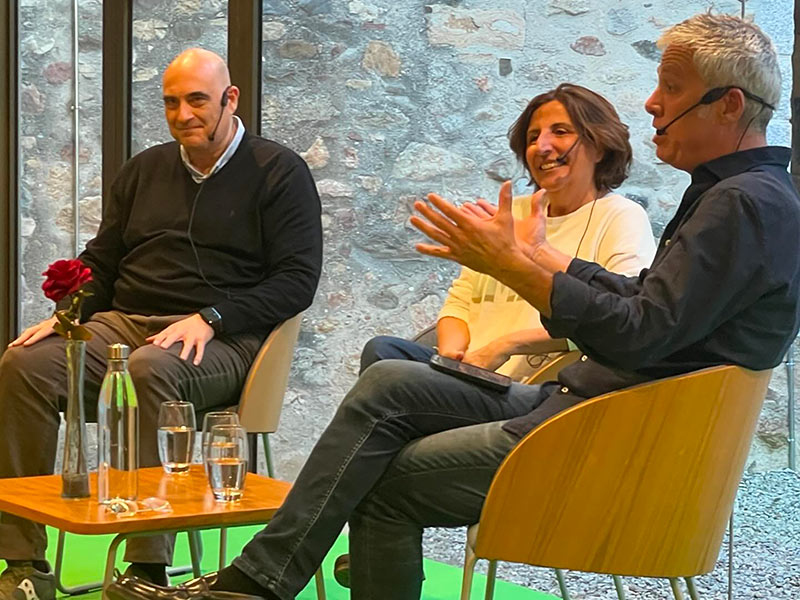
18;0;797;478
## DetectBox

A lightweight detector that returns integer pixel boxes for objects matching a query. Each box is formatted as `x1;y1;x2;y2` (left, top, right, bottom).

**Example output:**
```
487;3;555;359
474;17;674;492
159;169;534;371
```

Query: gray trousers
0;310;263;564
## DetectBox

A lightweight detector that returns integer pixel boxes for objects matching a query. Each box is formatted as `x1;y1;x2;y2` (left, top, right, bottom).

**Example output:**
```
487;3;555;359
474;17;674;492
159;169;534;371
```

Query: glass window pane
17;0;103;328
131;0;228;154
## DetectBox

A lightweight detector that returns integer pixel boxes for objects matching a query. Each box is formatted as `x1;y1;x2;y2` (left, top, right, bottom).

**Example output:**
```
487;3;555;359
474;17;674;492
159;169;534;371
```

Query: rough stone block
426;5;524;51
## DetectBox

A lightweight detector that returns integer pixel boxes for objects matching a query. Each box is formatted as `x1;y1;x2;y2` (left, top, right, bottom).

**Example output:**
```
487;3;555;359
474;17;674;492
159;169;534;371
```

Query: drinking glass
201;411;240;476
157;401;196;474
203;424;248;502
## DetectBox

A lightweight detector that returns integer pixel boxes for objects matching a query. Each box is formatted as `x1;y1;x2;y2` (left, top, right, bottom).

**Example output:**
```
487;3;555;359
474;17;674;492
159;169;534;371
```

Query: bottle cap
108;343;130;360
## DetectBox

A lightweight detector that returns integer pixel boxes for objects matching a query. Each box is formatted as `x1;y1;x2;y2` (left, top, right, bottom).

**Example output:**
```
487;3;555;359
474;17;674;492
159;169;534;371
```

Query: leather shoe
106;572;267;600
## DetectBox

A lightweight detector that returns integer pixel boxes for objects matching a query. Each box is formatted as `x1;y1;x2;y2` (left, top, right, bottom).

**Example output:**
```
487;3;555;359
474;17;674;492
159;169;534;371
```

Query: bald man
0;48;322;600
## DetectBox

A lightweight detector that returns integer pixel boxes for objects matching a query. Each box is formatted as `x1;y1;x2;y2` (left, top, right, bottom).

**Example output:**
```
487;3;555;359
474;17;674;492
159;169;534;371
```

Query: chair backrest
474;365;772;578
236;313;303;435
523;350;581;385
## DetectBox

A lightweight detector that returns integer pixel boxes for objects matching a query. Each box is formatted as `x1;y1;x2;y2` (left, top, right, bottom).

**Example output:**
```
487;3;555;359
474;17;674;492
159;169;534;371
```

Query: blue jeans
233;359;543;600
359;335;435;374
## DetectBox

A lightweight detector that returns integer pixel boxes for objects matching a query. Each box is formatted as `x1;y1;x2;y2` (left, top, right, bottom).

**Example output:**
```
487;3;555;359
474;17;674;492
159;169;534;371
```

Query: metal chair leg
55;529;105;595
262;432;275;478
554;569;571;600
728;510;734;600
460;545;478;600
613;575;627;599
685;577;700;600
484;560;497;600
187;530;203;578
669;578;686;600
787;342;795;471
219;527;228;570
314;568;326;600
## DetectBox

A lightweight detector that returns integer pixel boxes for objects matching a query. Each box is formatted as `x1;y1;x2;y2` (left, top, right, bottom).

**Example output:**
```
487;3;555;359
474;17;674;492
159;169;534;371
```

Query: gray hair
658;13;781;132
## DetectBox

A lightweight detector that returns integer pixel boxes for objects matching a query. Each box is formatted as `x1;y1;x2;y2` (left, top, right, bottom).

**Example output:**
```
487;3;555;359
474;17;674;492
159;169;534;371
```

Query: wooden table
0;466;307;597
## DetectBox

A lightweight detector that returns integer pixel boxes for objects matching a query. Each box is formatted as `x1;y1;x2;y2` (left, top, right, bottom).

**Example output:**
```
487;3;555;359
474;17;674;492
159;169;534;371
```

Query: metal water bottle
97;343;139;503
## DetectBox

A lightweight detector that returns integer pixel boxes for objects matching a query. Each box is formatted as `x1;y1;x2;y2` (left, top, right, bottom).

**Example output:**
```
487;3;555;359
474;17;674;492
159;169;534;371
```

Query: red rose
41;259;93;303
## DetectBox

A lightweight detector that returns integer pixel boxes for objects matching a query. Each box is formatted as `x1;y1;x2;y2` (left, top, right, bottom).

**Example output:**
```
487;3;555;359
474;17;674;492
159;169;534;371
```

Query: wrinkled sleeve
541;189;765;370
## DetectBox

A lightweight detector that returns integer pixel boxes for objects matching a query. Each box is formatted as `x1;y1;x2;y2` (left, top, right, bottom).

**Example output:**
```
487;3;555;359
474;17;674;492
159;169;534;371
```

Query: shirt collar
691;146;790;186
180;116;245;183
657;146;790;256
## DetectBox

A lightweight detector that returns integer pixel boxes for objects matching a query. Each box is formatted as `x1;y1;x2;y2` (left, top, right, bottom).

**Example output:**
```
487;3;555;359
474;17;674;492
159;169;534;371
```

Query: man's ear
226;85;241;113
719;88;747;125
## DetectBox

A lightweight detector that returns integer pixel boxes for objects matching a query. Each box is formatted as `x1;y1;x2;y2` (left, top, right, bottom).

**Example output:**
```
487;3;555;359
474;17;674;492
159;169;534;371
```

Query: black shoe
333;554;351;589
123;564;169;587
106;572;267;600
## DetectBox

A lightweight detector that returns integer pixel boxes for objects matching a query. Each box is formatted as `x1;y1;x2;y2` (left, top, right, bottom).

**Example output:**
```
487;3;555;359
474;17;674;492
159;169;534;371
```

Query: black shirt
504;146;800;438
78;133;323;336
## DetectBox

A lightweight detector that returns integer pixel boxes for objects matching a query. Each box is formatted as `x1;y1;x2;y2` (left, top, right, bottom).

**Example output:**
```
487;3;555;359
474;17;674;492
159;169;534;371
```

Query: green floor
1;526;556;599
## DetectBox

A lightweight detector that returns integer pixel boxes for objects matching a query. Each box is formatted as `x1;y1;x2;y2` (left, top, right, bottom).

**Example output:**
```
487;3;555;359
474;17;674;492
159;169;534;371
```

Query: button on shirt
504;146;800;438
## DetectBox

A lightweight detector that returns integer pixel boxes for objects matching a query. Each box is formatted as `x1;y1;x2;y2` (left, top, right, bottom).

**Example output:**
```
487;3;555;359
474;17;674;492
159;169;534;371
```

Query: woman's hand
463;340;511;372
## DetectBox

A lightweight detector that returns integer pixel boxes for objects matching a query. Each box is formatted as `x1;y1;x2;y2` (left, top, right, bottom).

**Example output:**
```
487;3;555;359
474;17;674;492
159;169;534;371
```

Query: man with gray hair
109;13;799;600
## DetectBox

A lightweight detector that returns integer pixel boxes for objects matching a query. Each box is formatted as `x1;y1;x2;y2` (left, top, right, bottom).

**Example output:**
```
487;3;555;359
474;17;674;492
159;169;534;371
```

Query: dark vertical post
102;1;133;201
228;0;262;134
0;0;19;351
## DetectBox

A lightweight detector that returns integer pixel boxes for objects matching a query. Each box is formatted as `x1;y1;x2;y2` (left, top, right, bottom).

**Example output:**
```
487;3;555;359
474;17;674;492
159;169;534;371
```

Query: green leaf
69;325;93;341
55;311;73;328
53;322;67;337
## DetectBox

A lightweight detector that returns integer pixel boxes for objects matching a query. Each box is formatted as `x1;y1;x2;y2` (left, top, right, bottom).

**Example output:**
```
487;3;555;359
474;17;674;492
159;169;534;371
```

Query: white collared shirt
180;116;245;183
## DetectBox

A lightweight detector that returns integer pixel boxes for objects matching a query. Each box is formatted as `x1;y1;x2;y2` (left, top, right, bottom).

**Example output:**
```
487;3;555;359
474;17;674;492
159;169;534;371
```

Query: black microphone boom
207;86;231;142
555;138;580;165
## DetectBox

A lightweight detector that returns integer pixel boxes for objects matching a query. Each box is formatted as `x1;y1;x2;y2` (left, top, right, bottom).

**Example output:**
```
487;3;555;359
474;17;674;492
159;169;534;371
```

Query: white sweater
438;193;656;380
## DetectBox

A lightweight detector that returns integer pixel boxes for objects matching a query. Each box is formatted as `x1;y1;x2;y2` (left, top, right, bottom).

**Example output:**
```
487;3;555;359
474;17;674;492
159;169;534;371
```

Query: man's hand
463;340;511;372
411;181;544;278
8;316;59;348
147;314;214;366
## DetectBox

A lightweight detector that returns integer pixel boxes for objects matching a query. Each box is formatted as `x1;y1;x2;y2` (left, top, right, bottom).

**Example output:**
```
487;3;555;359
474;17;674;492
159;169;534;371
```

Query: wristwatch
198;307;224;335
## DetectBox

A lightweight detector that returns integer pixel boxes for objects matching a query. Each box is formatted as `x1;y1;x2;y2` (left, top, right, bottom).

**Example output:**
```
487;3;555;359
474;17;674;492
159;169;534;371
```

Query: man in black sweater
0;48;322;600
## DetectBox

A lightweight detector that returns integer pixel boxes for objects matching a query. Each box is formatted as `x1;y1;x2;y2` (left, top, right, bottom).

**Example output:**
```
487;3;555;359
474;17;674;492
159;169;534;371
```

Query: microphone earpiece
208;86;232;142
655;86;774;137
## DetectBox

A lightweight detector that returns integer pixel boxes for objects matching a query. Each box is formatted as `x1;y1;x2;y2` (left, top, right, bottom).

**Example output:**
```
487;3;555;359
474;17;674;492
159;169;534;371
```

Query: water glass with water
202;411;240;475
204;424;248;502
157;400;196;474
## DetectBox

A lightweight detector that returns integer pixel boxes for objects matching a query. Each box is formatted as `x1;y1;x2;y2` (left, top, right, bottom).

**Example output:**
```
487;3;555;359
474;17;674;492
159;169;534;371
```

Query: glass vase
62;339;90;498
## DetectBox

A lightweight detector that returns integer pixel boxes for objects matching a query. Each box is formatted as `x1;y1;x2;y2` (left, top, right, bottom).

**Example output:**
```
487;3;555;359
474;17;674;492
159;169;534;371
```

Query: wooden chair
461;365;772;600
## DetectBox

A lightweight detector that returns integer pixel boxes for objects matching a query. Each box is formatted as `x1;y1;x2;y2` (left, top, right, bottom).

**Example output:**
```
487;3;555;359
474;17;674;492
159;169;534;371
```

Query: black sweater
78;133;323;336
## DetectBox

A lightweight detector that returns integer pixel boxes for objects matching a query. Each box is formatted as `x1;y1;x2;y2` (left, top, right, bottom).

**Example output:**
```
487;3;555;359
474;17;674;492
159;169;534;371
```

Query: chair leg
484;560;497;600
669;578;686;600
728;510;734;600
460;544;478;600
219;527;228;570
262;432;275;478
188;530;203;578
314;568;326;600
554;569;571;600
685;577;700;600
612;575;626;600
247;433;258;474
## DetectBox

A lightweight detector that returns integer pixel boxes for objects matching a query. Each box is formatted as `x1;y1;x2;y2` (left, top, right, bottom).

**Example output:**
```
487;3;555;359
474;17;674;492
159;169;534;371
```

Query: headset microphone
655;86;774;136
555;138;580;165
207;85;231;142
